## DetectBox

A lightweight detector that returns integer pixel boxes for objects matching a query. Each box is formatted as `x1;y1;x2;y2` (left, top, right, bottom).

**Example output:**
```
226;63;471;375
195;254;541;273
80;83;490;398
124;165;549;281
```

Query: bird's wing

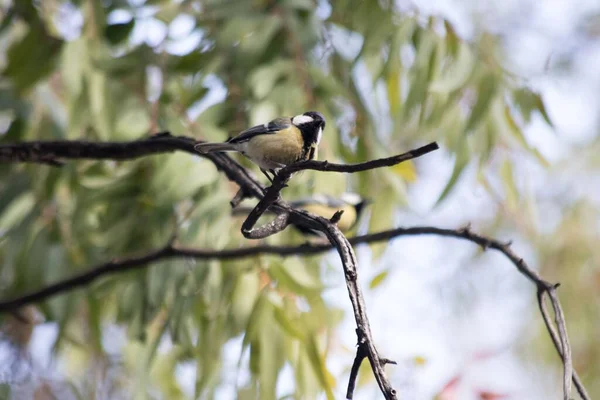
228;117;292;144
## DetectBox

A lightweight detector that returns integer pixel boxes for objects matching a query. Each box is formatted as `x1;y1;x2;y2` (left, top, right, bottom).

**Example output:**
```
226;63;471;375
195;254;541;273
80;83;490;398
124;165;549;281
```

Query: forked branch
0;135;588;400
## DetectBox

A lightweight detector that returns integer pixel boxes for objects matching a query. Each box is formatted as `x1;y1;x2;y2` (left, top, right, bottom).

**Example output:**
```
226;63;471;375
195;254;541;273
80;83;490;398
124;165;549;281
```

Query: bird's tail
194;142;238;154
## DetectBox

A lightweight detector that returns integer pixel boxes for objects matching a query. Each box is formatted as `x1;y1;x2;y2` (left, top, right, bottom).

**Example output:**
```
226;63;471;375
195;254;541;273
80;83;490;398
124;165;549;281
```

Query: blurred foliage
0;0;596;398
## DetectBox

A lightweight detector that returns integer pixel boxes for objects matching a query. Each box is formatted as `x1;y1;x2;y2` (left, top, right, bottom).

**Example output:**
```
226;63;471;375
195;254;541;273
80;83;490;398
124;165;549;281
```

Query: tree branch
0;136;587;400
0;225;587;398
279;142;439;175
538;289;589;399
235;145;445;398
0;226;490;311
319;219;397;398
346;329;368;399
242;212;291;239
0;134;268;200
1;137;439;400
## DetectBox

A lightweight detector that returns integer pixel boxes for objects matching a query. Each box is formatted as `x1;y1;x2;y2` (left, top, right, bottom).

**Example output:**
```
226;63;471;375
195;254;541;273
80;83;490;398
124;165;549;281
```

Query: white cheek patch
341;192;361;205
316;127;323;144
313;194;328;204
292;114;314;125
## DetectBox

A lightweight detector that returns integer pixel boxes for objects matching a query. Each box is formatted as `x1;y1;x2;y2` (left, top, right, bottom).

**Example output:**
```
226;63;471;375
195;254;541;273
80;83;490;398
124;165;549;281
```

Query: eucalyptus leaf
306;335;335;400
500;158;519;210
104;20;136;44
435;139;470;206
3;25;63;92
464;73;497;133
369;270;389;289
429;42;475;94
0;192;35;231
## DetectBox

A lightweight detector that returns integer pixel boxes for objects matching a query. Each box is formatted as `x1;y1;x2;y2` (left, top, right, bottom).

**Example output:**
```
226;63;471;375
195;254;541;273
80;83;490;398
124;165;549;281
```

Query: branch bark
0;135;439;400
234;145;444;399
0;136;588;400
280;142;439;174
0;226;589;399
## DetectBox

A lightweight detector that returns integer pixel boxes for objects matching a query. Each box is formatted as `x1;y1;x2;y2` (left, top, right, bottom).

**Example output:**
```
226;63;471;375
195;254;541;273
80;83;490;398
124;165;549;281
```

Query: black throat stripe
298;123;319;158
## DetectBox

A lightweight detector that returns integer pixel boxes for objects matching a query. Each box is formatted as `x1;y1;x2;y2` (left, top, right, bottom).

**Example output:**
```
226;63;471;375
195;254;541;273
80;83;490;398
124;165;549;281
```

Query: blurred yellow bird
233;193;370;236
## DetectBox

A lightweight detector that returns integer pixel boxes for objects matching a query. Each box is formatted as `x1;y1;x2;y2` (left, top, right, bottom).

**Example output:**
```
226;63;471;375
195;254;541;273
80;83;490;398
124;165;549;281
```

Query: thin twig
347;329;368;399
0;228;589;399
319;220;396;399
239;149;428;398
280;142;439;175
0;227;479;312
230;188;249;208
0;136;587;400
538;290;589;400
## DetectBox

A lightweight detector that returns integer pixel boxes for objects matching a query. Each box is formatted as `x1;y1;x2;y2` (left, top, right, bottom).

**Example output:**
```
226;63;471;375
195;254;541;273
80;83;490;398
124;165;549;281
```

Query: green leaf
258;317;280;400
533;92;553;127
169;49;218;74
500;158;519;209
444;20;460;56
244;292;269;350
88;71;112;139
368;185;400;258
231;271;260;330
283;0;314;10
181;84;209;109
273;305;305;341
0;384;10;399
92;45;154;76
3;117;26;141
200;1;255;19
114;99;151;140
62;39;88;97
369;270;389;289
382;31;402;117
404;31;436;118
305;335;335;400
494;101;550;167
513;88;553;127
168;293;186;344
242;16;282;55
249;60;294;99
435;139;469;206
0;192;35;231
145;312;171;367
0;7;15;34
104;20;136;44
502;104;527;147
429;42;475;93
268;259;322;295
86;294;104;352
464;73;497;133
3;25;63;92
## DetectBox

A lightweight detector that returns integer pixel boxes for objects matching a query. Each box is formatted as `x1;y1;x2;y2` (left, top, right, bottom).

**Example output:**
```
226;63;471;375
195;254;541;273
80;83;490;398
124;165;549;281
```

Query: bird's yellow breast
302;204;358;232
245;126;307;168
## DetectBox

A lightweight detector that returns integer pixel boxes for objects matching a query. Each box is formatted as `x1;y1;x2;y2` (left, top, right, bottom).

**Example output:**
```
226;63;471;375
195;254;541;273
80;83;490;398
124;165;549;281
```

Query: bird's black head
292;111;326;146
340;193;371;218
302;111;326;129
353;199;370;217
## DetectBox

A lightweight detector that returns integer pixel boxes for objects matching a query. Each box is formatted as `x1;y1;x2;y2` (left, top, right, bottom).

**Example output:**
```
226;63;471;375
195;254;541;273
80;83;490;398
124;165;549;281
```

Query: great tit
195;111;326;182
233;193;370;236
